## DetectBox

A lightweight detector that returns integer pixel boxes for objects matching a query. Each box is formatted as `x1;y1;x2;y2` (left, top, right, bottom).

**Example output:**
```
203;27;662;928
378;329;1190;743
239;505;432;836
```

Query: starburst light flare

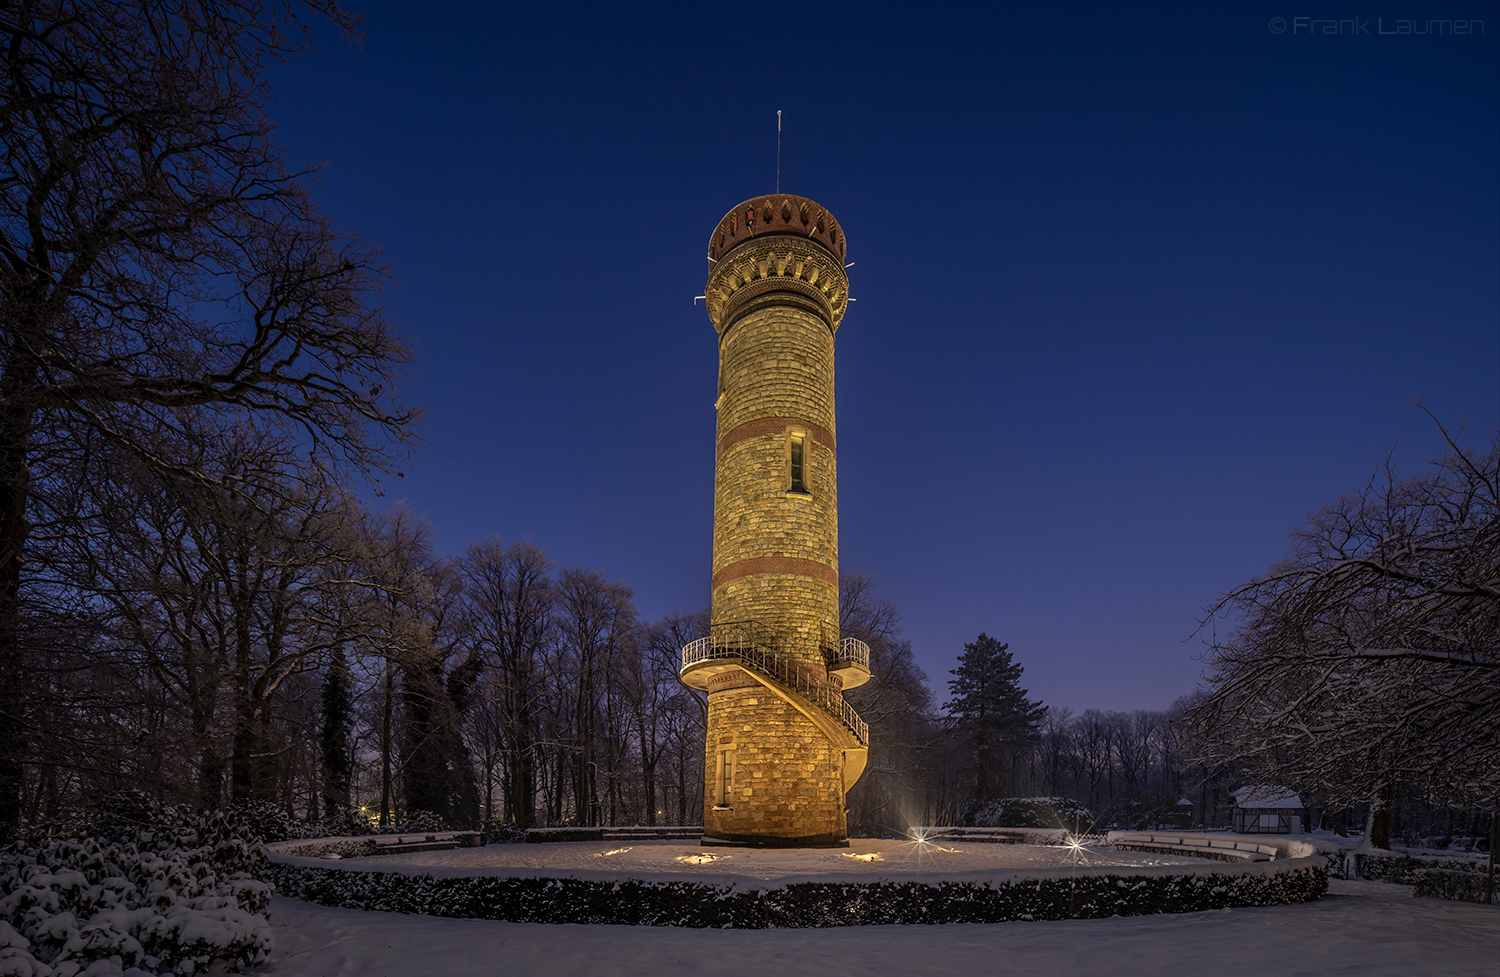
675;853;730;864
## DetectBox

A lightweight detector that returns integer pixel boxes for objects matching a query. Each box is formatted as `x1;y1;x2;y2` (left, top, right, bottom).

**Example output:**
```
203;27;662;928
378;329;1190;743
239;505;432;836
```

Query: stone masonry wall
711;300;838;665
703;685;847;843
701;211;854;845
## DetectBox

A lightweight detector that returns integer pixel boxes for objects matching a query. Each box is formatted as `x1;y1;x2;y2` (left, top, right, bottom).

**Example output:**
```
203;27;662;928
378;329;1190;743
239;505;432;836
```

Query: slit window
718;749;735;805
789;435;807;493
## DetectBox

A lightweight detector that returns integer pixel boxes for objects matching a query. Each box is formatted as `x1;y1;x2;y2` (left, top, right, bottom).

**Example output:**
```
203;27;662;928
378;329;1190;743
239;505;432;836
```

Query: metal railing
680;624;868;747
829;636;870;671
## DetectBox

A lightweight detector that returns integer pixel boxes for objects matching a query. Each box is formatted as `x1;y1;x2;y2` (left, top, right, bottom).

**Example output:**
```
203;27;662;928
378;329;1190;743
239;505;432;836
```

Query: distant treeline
15;474;1479;845
0;458;1264;837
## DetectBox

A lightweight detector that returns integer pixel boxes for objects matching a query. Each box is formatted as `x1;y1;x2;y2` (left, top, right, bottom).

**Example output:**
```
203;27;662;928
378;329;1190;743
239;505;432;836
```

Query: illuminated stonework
679;195;871;847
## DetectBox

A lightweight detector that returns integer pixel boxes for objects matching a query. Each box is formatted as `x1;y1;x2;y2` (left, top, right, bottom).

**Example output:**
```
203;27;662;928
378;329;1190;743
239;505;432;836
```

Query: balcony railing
680;624;868;747
829;636;870;671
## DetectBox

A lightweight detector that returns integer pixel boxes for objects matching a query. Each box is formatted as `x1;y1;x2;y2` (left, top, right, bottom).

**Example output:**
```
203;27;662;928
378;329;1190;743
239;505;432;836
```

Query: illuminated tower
679;195;870;847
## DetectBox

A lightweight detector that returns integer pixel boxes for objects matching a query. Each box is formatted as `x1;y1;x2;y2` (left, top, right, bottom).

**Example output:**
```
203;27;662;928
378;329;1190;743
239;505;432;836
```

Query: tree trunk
0;380;34;840
1365;783;1394;850
230;611;257;804
676;749;686;825
321;648;352;815
511;697;535;829
380;658;395;825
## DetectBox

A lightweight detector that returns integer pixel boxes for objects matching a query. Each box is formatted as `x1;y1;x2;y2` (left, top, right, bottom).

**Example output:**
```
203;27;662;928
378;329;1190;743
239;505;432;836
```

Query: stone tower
679;195;871;847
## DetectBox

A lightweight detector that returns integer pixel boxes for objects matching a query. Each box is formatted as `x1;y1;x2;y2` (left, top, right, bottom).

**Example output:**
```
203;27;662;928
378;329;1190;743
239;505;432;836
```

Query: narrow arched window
789;435;807;494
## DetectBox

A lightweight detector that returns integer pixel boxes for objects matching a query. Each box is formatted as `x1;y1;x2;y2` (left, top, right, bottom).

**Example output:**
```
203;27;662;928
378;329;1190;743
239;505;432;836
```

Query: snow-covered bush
481;821;528;845
1412;867;1495;904
379;811;448;835
305;806;374;840
969;797;1095;831
226;801;304;845
520;827;605;844
266;855;1328;926
273;839;379;860
0;801;274;976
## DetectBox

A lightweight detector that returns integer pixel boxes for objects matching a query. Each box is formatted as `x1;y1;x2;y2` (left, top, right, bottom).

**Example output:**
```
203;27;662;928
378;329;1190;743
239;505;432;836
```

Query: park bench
367;831;484;854
919;827;1032;844
525;825;705;843
1109;831;1278;862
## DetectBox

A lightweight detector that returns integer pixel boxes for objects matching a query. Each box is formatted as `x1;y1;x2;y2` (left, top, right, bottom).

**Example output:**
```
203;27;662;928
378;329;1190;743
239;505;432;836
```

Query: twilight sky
267;3;1499;713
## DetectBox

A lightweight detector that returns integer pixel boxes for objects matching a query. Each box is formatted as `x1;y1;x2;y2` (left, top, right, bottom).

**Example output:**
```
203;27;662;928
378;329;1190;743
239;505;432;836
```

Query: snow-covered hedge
523;827;608;844
231;802;449;843
967;798;1094;830
1412;867;1495;904
480;821;528;845
0;806;273;977
273;838;380;860
371;812;449;836
265;856;1328;927
521;826;702;844
1349;849;1489;885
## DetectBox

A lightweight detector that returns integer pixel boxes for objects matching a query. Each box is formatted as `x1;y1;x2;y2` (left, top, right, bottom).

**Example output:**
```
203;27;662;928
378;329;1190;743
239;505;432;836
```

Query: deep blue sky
269;3;1499;713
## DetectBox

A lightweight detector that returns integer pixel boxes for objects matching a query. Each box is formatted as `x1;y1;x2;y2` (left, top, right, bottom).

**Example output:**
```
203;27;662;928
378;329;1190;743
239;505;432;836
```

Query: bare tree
635;611;708;825
0;0;416;835
553;569;635;825
46;421;370;811
460;539;553;828
840;573;937;835
1184;422;1498;847
346;505;434;824
646;610;707;824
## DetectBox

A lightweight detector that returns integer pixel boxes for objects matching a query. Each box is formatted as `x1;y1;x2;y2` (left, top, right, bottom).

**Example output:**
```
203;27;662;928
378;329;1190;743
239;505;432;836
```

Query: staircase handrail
680;632;868;746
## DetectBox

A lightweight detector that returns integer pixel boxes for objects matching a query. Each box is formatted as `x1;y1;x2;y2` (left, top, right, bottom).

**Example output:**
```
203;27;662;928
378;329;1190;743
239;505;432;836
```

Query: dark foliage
1412;867;1495;904
321;647;354;817
968;796;1095;830
2;797;275;974
266;857;1328;927
946;635;1046;804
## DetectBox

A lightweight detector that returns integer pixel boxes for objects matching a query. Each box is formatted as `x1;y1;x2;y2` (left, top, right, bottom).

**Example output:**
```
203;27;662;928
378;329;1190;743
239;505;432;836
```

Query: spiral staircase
680;622;872;792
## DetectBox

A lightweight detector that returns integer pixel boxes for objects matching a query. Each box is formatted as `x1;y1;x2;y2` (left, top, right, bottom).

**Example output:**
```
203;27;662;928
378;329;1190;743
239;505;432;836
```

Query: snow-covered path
317;837;1206;882
261;879;1498;977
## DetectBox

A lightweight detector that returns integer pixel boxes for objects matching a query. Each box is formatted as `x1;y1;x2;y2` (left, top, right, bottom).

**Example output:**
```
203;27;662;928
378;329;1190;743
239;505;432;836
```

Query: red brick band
717;416;836;462
712;556;838;590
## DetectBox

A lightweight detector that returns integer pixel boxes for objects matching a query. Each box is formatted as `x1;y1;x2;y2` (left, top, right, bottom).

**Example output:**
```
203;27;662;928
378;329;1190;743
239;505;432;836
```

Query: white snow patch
1231;785;1303;808
270;838;1209;885
263;880;1499;977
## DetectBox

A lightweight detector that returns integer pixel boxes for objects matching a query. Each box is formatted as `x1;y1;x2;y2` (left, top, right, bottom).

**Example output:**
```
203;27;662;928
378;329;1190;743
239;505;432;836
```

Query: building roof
708;195;847;265
1231;786;1303;809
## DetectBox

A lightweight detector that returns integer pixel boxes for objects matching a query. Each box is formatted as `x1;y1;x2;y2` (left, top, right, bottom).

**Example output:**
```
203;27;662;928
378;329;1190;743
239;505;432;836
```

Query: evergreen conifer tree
321;647;353;819
946;634;1046;806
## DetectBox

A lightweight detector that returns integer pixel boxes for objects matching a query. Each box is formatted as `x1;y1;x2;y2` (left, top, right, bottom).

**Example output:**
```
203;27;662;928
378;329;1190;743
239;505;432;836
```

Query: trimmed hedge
523;827;702;844
524;828;606;844
275;839;381;860
1351;850;1488;885
969;798;1094;831
1412;868;1495;904
266;857;1328;927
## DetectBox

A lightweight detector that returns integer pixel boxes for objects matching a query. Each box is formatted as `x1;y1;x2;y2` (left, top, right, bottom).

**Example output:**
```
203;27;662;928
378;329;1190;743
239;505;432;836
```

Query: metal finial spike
776;110;782;193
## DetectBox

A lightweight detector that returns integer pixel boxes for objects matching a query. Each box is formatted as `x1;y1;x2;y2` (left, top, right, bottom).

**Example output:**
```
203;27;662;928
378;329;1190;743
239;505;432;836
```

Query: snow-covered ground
321;838;1206;882
261;879;1499;976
